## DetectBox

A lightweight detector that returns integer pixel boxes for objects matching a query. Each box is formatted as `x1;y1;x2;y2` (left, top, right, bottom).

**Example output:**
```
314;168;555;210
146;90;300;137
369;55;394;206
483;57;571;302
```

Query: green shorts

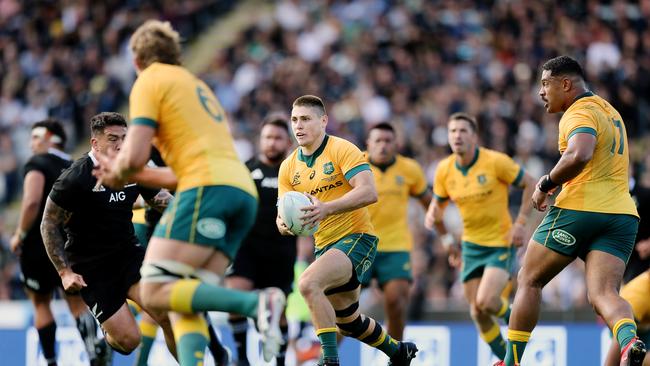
461;241;516;283
362;251;412;287
153;185;258;261
133;222;149;248
532;206;639;263
315;233;378;286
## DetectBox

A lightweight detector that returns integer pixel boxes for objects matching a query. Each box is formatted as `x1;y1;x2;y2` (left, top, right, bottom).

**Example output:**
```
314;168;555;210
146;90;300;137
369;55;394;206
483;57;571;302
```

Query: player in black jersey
40;112;176;357
10;119;109;366
226;113;297;366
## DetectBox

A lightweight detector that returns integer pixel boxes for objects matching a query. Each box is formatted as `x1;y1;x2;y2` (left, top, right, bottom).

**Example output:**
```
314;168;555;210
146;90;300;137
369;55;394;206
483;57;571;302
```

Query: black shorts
19;241;62;294
73;245;145;323
229;239;296;295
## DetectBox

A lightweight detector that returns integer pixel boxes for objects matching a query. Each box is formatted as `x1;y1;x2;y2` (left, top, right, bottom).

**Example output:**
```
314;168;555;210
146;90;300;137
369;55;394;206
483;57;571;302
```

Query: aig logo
109;191;126;202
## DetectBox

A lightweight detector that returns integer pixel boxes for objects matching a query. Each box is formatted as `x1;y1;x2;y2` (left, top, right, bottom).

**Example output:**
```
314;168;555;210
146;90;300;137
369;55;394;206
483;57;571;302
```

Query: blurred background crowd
0;0;649;319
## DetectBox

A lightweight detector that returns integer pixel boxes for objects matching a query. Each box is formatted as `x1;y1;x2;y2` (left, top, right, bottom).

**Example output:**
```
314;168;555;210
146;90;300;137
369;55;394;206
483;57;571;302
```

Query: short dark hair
261;112;290;134
32;118;67;148
448;112;478;132
90;112;127;137
541;56;585;80
292;95;326;116
369;122;395;135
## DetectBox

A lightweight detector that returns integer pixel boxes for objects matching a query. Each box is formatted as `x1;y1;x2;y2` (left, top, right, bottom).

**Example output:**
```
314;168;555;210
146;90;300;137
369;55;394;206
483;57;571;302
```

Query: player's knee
469;302;483;320
107;331;141;354
474;294;498;314
516;267;543;289
385;292;406;313
298;274;321;301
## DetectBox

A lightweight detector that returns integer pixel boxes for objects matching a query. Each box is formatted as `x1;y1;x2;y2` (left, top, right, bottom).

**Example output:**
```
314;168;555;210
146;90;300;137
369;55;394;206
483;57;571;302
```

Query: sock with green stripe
174;314;209;366
169;279;258;318
504;329;530;366
614;318;638;349
316;328;339;363
135;320;158;366
496;298;512;325
480;323;506;360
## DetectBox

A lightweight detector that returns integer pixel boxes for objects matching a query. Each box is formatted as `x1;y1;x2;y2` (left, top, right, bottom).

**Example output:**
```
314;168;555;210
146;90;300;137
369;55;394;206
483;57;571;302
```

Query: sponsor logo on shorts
552;229;576;246
498;253;509;261
196;218;226;239
361;259;372;273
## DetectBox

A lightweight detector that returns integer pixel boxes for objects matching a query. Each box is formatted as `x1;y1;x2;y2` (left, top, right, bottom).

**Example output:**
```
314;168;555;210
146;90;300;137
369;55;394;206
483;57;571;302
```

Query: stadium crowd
1;0;650;316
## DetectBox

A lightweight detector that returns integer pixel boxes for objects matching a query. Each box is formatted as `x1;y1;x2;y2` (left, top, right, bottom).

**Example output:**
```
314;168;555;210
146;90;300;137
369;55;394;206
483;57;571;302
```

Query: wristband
440;233;455;249
538;174;558;193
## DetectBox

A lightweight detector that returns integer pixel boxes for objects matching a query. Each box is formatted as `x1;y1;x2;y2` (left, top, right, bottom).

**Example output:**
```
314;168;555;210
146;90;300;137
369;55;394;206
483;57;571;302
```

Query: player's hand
636;239;650;259
510;222;526;247
276;214;295;236
9;234;23;256
92;150;126;190
299;194;330;228
447;244;462;268
59;268;87;292
531;176;556;212
424;204;436;230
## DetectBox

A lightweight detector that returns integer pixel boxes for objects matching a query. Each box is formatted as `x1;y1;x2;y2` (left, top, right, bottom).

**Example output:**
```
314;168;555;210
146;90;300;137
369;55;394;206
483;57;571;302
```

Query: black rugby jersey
242;158;296;248
49;152;159;265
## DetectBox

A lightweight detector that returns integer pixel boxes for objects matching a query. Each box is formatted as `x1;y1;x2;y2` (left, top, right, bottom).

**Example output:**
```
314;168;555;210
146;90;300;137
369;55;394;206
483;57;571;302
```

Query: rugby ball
278;191;319;236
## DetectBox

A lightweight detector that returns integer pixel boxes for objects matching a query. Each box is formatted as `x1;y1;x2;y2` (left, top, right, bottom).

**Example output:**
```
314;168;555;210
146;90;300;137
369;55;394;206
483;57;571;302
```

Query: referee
226;113;297;366
41;112;176;356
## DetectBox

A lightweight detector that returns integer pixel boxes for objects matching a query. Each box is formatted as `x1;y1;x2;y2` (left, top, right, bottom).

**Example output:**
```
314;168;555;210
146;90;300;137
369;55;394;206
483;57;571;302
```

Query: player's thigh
584;250;627;301
476;266;510;302
149;185;257;267
463;277;481;304
101;303;140;346
518;240;574;288
301;248;354;291
312;233;378;291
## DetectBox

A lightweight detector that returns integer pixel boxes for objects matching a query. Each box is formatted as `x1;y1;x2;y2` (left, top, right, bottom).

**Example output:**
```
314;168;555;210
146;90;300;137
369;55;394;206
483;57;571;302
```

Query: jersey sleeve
338;140;370;181
278;159;292;197
433;161;449;202
129;70;161;129
559;108;598;152
49;168;83;212
408;159;429;197
138;185;161;201
23;155;47;177
494;152;525;186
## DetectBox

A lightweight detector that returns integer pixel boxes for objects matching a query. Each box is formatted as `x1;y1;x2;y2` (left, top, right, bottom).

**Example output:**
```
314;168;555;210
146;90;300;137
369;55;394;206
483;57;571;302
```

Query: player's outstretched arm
132;167;177;190
41;197;87;291
300;170;377;227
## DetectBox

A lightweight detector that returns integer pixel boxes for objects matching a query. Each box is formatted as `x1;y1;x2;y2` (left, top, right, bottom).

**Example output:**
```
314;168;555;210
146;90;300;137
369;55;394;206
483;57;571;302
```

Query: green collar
369;157;396;172
455;147;479;176
298;135;329;168
574;91;594;102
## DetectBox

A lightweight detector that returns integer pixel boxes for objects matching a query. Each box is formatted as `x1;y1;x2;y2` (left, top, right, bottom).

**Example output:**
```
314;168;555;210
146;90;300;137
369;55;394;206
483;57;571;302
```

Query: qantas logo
309;181;343;195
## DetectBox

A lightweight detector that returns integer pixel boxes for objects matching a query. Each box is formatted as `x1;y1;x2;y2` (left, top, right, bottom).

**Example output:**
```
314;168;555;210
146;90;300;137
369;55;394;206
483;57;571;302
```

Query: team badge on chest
323;162;334;175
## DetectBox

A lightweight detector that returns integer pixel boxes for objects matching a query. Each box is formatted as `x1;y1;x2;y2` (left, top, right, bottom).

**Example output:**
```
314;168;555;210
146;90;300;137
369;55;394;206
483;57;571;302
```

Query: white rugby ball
278;191;319;236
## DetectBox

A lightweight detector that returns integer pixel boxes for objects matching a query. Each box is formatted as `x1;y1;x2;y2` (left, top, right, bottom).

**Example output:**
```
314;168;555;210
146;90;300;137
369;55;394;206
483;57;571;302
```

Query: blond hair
129;20;181;68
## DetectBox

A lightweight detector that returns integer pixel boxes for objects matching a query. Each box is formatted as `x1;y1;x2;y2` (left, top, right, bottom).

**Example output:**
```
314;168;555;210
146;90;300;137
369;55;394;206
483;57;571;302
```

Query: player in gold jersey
498;56;646;366
92;20;284;366
424;112;535;361
277;95;418;366
364;122;431;340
